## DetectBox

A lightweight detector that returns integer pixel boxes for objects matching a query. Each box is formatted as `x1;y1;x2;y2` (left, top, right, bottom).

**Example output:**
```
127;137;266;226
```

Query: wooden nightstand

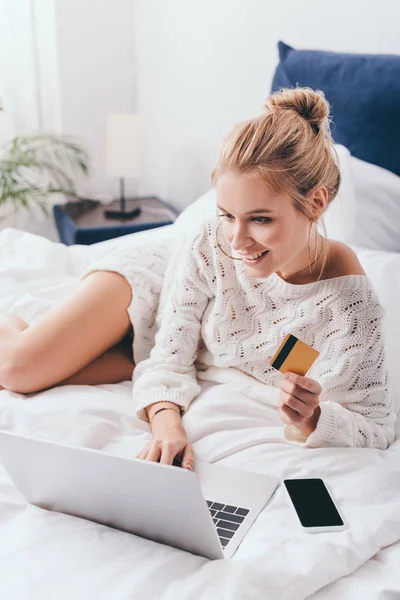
53;196;178;245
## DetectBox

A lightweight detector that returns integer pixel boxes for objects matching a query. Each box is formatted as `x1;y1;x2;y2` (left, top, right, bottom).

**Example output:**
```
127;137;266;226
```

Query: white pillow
352;246;400;413
321;144;357;243
350;157;400;253
174;188;216;234
174;144;357;243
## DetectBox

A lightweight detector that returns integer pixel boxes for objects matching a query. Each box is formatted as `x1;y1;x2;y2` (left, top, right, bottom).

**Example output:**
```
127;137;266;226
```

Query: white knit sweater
81;218;395;449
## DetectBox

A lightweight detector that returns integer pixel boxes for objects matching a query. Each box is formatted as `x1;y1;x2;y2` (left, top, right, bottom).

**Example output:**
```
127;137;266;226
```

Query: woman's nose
230;225;253;251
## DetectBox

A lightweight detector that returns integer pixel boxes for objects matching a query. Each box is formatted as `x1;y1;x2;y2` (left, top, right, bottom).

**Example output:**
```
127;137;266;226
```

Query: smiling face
216;172;326;281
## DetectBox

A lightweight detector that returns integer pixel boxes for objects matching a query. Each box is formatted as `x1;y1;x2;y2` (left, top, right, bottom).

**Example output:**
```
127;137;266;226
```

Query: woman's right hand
135;405;194;470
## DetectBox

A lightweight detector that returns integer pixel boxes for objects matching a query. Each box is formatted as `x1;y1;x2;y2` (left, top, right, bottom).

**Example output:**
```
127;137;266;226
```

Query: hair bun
265;87;330;135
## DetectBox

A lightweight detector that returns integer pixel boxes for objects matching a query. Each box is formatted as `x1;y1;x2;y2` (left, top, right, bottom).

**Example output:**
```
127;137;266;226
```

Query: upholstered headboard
271;41;400;177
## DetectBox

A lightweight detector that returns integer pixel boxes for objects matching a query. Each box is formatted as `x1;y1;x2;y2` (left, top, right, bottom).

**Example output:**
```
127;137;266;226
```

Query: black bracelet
150;406;182;421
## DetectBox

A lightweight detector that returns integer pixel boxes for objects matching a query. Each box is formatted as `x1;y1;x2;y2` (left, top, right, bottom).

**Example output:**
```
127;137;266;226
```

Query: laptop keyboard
206;500;250;549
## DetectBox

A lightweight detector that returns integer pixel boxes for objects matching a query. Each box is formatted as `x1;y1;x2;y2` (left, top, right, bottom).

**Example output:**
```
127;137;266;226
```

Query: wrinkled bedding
0;225;399;600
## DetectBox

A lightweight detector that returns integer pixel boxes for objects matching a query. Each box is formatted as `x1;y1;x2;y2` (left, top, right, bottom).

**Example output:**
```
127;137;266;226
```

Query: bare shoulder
325;240;366;278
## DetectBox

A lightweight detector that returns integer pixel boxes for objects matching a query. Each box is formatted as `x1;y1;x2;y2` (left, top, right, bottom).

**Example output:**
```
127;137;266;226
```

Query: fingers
280;380;317;404
135;441;151;460
159;442;180;466
135;449;148;460
279;401;307;425
279;373;321;430
181;443;195;470
159;442;194;470
146;446;161;463
280;379;320;409
280;390;316;419
136;441;194;471
283;372;322;395
279;403;304;425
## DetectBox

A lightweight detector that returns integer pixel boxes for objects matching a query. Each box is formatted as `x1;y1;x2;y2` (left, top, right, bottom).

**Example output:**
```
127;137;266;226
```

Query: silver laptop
0;430;279;559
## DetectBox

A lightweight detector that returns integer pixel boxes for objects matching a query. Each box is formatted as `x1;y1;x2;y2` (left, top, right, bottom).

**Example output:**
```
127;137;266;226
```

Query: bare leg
0;322;134;390
0;314;29;390
58;335;134;387
0;270;134;393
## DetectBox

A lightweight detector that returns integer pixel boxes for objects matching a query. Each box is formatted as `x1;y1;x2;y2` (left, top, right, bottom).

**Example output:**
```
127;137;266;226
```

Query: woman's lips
241;250;269;266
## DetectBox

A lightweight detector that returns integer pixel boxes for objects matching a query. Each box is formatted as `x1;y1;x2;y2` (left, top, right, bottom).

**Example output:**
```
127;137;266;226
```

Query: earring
308;220;322;273
215;218;243;260
307;221;319;273
313;222;319;268
307;223;313;273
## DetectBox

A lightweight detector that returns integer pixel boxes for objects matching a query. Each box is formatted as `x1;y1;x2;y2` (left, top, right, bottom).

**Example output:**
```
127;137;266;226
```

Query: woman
0;88;395;468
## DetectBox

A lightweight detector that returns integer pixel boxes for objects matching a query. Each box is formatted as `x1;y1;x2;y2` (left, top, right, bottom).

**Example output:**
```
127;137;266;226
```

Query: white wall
3;0;400;238
134;0;400;211
55;0;137;199
1;0;138;239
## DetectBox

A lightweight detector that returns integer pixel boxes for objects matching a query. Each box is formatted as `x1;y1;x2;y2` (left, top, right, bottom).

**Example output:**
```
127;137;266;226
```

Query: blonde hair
211;87;341;281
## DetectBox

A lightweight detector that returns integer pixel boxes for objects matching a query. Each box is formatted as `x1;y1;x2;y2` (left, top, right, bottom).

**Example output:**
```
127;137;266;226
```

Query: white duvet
0;224;400;600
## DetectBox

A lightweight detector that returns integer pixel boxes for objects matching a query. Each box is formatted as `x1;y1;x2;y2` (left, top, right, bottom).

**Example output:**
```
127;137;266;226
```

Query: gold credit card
270;333;320;376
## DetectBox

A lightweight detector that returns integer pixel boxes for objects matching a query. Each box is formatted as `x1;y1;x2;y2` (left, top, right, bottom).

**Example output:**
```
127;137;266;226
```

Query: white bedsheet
0;226;399;600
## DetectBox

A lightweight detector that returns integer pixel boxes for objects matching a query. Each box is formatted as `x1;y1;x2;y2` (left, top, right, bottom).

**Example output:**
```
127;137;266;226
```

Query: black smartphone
283;478;346;533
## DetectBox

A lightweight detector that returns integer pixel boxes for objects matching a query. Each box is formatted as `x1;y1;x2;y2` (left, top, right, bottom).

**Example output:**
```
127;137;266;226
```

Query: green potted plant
0;101;90;231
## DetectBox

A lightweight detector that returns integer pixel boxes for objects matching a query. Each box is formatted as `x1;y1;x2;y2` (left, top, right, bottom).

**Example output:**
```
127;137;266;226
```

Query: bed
2;34;400;598
0;205;400;599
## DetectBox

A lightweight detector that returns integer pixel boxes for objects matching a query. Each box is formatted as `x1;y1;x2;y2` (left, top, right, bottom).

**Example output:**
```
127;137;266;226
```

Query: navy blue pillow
271;41;400;177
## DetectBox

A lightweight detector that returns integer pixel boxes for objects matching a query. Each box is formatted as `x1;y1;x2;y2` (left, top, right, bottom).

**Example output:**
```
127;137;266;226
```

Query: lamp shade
106;113;139;178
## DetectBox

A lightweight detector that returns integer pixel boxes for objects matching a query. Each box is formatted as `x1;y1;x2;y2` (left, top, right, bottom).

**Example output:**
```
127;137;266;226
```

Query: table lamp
105;113;140;220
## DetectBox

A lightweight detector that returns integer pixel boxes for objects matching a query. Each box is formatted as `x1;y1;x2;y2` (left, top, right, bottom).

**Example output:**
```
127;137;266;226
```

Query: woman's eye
218;213;234;221
251;216;272;224
218;214;272;224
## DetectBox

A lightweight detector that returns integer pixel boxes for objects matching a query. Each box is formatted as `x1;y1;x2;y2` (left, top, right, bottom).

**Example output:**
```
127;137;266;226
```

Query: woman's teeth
243;250;269;264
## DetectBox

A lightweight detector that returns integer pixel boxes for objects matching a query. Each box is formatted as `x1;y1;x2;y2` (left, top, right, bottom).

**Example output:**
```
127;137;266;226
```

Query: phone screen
283;478;344;528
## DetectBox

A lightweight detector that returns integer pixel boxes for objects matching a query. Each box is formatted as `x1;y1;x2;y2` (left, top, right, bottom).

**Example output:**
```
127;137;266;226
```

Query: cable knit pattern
80;233;181;365
82;218;395;449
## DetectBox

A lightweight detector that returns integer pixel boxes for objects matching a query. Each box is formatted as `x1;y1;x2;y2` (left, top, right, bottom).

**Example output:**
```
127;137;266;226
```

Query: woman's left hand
278;372;322;437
